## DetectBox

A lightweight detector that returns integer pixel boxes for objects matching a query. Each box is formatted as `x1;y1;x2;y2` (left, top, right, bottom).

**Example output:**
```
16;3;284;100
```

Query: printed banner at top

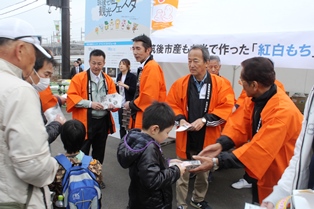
152;0;178;31
151;31;314;70
85;0;151;42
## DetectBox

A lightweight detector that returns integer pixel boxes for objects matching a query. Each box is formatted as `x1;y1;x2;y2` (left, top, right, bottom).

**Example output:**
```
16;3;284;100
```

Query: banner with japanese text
84;0;152;74
151;30;314;69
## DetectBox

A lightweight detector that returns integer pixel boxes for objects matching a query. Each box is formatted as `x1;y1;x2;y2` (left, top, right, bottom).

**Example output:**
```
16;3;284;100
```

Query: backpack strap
81;155;92;169
55;154;72;172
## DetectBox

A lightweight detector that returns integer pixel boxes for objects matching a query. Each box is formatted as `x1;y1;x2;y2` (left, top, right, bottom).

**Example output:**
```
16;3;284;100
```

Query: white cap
0;18;51;58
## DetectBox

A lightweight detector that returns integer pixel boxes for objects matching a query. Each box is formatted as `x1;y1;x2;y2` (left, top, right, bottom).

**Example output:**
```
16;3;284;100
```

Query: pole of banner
46;0;71;79
232;65;240;89
61;0;70;79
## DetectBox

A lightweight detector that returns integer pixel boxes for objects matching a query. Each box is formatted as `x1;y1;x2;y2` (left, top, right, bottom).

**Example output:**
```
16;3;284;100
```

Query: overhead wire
0;0;42;16
0;0;37;11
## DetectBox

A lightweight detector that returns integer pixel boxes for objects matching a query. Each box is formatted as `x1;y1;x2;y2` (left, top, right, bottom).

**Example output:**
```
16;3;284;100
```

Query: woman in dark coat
116;59;137;139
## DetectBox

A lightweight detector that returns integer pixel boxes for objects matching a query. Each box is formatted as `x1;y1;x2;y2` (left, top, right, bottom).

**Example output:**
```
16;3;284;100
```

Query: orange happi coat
220;75;236;105
222;87;303;202
131;59;167;129
66;71;116;138
236;80;285;106
167;74;235;159
39;86;58;112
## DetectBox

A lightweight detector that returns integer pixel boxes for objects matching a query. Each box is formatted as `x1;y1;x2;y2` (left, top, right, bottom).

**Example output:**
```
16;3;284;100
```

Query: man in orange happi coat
124;34;167;129
67;49;116;175
191;57;303;204
207;55;235;98
236;79;285;107
167;45;235;209
231;78;286;190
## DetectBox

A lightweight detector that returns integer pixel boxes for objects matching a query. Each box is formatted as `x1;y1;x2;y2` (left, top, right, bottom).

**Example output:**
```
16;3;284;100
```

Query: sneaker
231;178;252;189
99;181;106;189
177;206;184;209
190;198;212;209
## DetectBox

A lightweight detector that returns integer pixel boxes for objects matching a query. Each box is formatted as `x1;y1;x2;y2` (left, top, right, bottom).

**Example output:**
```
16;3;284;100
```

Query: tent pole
232;65;240;89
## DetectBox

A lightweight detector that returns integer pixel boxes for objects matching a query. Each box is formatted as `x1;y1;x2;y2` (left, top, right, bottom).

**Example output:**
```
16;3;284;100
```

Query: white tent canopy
151;0;314;69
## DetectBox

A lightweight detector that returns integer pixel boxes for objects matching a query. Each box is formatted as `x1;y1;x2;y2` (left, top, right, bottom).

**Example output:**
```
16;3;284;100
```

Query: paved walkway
50;107;251;209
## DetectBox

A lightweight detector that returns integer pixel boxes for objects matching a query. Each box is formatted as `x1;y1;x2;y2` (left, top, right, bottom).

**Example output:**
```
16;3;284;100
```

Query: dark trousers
81;116;108;164
118;108;127;139
244;172;258;204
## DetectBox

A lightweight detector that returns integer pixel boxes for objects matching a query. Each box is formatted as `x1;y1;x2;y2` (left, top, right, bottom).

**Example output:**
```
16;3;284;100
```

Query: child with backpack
117;102;187;209
49;119;103;209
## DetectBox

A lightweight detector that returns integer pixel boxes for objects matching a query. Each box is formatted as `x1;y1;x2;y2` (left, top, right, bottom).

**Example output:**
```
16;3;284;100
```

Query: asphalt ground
50;107;251;209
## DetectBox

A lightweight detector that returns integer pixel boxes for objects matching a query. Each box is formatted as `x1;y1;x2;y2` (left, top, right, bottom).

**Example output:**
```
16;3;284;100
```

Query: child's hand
169;159;182;164
168;159;186;176
176;163;187;176
55;114;66;125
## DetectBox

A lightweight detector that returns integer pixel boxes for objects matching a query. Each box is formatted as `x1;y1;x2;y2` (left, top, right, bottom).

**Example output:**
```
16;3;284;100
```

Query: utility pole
61;0;70;79
46;0;70;79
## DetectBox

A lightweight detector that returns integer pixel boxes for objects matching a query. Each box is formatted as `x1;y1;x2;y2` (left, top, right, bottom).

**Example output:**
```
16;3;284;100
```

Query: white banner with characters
84;0;152;77
151;30;314;70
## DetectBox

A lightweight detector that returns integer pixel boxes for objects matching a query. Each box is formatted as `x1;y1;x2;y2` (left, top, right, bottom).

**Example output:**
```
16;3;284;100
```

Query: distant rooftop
43;41;84;56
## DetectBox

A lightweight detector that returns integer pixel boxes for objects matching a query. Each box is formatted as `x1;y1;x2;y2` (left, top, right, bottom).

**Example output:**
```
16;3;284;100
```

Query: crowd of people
0;17;313;209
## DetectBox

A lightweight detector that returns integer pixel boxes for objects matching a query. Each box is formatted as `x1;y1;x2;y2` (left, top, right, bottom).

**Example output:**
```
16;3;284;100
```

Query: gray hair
209;55;221;64
189;45;210;63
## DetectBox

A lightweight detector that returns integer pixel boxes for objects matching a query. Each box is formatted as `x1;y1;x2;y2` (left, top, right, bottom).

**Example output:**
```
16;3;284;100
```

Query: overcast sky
0;0;86;44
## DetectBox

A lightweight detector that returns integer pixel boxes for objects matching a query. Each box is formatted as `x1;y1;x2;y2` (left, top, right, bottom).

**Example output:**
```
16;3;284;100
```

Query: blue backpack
55;154;101;209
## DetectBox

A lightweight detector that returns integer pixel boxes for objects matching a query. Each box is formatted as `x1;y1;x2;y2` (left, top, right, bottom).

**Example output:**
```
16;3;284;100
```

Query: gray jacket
0;59;58;208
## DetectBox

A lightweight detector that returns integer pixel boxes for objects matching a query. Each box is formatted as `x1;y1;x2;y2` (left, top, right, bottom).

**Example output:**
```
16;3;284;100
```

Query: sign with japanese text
84;0;152;74
151;31;314;69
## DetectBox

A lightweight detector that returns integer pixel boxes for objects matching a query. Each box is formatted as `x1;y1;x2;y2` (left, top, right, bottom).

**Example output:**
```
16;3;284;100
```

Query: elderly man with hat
0;18;58;208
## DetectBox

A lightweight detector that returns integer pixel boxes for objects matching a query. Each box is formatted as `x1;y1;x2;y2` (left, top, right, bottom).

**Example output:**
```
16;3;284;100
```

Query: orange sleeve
66;73;86;113
133;61;166;111
39;86;58;112
210;75;235;120
222;100;252;147
166;77;187;117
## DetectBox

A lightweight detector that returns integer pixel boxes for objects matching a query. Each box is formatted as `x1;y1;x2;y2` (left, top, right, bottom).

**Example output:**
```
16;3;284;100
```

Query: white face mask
29;70;50;92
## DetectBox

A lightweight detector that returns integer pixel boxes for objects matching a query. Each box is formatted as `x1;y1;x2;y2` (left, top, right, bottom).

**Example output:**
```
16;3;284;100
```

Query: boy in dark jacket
117;102;186;209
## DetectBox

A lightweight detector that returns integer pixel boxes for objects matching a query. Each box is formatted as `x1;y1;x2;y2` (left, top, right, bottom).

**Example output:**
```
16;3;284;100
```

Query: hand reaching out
189;156;213;173
176;162;187;176
189;143;222;173
169;159;186;176
54;114;66;125
198;143;222;158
